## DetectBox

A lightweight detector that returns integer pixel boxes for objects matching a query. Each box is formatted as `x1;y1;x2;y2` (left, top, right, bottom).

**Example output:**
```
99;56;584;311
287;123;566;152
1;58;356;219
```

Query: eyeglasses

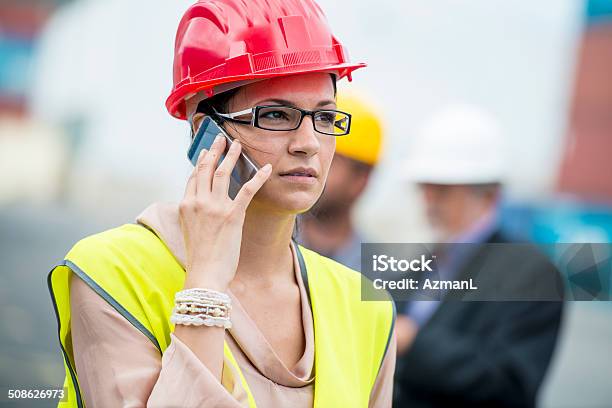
196;103;352;136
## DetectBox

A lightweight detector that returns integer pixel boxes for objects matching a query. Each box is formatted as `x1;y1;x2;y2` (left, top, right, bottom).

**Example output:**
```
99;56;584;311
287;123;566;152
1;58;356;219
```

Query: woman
48;0;396;407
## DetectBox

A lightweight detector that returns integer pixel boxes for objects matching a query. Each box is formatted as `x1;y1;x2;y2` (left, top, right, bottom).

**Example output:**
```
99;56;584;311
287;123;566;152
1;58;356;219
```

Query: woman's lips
278;173;318;184
278;166;318;184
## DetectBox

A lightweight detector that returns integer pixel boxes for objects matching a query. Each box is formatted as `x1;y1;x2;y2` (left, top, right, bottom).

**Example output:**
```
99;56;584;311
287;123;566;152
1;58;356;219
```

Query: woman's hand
179;135;272;291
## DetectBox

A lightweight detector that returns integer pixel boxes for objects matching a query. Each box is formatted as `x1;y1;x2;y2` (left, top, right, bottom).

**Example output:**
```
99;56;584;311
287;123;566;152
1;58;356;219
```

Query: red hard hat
166;0;366;120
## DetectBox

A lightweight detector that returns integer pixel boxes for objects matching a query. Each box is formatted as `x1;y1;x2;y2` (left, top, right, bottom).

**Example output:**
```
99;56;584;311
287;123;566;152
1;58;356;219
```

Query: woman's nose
287;115;320;156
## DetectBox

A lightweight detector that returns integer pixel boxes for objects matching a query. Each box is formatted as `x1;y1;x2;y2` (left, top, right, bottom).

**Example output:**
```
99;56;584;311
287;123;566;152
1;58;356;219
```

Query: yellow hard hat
335;90;384;166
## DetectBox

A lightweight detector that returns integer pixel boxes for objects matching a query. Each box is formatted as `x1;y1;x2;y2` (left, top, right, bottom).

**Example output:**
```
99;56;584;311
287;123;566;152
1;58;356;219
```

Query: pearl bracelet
174;295;228;306
174;301;230;311
171;287;232;328
170;313;232;329
173;303;229;318
175;288;230;303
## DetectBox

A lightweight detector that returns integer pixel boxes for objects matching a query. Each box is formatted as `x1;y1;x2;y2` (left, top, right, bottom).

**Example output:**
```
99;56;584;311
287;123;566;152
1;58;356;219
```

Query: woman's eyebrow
253;98;337;108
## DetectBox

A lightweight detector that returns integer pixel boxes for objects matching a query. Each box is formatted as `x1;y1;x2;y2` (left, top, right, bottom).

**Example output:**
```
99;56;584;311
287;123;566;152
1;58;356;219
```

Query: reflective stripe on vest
48;223;395;407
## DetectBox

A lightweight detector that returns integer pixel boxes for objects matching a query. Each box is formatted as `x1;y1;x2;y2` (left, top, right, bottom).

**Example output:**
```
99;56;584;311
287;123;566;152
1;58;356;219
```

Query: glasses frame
195;102;352;136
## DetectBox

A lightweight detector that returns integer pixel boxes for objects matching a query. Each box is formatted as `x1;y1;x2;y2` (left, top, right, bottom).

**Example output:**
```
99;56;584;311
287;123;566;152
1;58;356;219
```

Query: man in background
394;105;564;408
298;91;384;271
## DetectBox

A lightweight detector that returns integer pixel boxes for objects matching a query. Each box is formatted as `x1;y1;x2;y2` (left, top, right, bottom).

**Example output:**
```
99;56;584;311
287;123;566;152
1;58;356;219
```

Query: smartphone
187;116;260;199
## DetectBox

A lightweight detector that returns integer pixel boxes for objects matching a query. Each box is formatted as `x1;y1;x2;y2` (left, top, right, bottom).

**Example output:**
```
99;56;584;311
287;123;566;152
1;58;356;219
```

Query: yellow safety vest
48;223;395;407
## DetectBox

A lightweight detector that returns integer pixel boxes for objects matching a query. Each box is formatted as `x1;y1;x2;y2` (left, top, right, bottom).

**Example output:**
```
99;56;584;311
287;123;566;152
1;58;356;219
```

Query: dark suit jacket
393;231;564;408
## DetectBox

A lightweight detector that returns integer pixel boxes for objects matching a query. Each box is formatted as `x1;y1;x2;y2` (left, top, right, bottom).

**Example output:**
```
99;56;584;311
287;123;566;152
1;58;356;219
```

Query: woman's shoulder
64;223;178;281
67;223;159;258
73;222;153;245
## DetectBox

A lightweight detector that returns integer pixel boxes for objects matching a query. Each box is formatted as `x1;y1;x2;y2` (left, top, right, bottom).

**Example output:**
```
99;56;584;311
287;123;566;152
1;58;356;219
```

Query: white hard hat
403;104;507;184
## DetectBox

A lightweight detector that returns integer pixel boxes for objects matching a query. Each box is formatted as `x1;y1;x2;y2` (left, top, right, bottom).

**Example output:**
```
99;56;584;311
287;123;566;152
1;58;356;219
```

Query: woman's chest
237;288;306;369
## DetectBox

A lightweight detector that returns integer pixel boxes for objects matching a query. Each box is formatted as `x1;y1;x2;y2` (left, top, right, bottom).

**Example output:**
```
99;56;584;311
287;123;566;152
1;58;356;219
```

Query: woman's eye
261;110;290;121
316;112;335;124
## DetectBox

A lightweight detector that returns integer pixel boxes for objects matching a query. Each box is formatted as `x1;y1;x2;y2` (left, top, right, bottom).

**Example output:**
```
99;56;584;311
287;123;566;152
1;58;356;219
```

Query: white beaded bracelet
171;287;232;329
175;288;230;303
170;312;232;329
174;302;229;312
173;303;229;317
174;296;228;307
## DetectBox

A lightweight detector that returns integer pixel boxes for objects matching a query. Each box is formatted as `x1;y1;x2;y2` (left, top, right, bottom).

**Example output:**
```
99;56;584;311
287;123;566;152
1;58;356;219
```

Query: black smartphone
187;116;260;199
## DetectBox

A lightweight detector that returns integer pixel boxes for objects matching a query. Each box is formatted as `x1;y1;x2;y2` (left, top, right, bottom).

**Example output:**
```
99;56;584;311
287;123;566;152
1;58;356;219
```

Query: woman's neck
233;202;297;288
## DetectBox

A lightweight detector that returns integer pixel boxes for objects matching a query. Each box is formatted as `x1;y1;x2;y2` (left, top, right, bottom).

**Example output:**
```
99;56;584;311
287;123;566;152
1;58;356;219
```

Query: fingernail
263;164;272;172
214;135;223;144
198;149;207;159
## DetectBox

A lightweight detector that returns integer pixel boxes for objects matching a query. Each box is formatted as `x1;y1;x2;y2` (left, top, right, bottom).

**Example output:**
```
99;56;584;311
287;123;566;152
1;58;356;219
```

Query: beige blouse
69;202;396;408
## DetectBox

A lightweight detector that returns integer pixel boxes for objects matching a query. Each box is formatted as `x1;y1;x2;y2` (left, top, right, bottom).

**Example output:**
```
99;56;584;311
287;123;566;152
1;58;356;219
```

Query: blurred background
1;0;611;406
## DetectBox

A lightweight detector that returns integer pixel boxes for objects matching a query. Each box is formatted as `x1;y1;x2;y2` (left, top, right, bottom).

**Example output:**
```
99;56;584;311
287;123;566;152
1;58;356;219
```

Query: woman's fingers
196;135;226;194
234;164;272;211
185;148;206;198
190;133;269;213
211;139;242;197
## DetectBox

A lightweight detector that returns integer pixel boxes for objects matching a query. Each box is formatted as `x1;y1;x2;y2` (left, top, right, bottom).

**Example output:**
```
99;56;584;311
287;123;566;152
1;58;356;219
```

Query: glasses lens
314;110;350;136
257;106;301;130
